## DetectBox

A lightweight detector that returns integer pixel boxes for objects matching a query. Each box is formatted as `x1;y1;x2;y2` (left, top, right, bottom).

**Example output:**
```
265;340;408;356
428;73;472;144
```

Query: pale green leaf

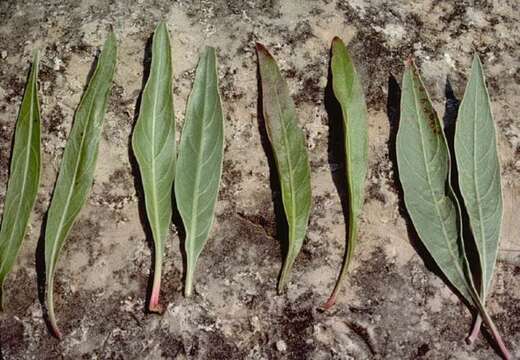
44;32;117;338
455;55;502;340
131;22;176;312
455;55;502;300
397;60;511;360
396;60;475;304
175;46;224;297
256;43;312;293
0;52;41;311
323;37;368;309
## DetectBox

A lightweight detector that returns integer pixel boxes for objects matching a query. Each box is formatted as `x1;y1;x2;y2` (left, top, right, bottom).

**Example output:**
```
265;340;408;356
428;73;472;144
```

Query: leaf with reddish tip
132;22;176;312
256;43;312;293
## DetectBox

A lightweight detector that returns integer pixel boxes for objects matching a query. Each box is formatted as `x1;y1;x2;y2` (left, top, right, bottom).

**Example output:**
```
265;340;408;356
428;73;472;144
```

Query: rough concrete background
0;0;519;359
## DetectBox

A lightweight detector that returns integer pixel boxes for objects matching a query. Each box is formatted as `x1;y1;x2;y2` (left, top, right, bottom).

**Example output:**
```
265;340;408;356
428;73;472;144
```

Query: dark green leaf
256;43;312;293
44;32;117;338
0;52;41;311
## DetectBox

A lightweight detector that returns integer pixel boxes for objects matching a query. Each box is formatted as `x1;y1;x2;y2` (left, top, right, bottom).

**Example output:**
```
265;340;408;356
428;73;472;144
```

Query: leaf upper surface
256;43;312;292
0;53;41;310
44;32;117;336
324;37;368;307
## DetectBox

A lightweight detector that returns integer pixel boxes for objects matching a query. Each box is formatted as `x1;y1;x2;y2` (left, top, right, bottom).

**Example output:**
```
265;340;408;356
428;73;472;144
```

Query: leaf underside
44;32;117;338
132;22;176;312
323;37;368;309
175;46;224;297
455;56;502;340
0;52;41;311
396;61;475;305
455;55;502;301
256;43;312;293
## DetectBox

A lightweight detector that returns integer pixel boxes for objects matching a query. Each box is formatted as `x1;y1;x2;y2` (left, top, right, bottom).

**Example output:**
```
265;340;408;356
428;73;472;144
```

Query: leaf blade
455;55;502;299
0;52;41;311
455;55;503;341
256;43;312;293
175;46;224;297
44;32;117;337
131;22;176;312
323;37;368;308
396;60;475;304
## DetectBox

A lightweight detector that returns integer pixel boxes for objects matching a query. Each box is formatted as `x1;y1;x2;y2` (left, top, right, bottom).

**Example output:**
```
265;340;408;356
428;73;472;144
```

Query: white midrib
0;74;36;276
410;78;469;291
149;42;165;252
471;74;488;298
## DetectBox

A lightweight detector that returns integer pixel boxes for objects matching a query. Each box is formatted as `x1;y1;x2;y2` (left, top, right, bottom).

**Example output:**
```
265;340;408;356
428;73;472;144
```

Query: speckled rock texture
0;1;519;359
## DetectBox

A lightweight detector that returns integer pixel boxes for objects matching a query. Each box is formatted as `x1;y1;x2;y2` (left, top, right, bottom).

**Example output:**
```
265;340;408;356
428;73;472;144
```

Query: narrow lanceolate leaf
131;22;175;312
0;52;40;311
323;37;368;310
256;43;312;294
397;60;475;305
455;55;502;342
45;33;117;338
398;61;511;360
175;47;223;297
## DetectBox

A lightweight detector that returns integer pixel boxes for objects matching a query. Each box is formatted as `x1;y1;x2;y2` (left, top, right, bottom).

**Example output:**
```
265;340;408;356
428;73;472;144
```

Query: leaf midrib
471;70;488;297
149;40;165;250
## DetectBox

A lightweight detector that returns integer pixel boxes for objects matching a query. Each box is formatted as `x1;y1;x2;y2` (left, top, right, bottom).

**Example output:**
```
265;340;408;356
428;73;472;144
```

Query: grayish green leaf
323;37;368;309
132;22;175;312
396;60;474;304
455;55;502;300
397;61;511;359
175;47;224;297
455;55;502;340
0;52;41;311
256;43;312;293
45;32;117;338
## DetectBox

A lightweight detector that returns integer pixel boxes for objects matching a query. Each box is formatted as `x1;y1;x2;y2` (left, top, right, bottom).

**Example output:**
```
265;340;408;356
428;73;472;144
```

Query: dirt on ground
0;0;519;359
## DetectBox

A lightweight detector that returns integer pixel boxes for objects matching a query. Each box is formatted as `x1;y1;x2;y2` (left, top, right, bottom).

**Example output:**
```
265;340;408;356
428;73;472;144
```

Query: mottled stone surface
0;0;519;359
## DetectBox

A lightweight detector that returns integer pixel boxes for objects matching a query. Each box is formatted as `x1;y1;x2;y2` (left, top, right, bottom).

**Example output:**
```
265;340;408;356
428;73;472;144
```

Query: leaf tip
331;36;344;47
255;42;271;58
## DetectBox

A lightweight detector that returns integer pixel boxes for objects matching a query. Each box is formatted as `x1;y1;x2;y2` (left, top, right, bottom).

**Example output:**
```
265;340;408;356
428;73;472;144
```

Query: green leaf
323;37;368;309
256;43;312;293
0;52;41;311
44;32;117;338
396;60;475;304
131;22;175;312
397;61;511;359
455;55;502;340
175;47;224;297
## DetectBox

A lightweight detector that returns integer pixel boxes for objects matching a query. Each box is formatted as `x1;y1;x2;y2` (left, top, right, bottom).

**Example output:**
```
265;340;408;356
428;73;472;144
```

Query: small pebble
276;340;287;352
1;50;7;59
